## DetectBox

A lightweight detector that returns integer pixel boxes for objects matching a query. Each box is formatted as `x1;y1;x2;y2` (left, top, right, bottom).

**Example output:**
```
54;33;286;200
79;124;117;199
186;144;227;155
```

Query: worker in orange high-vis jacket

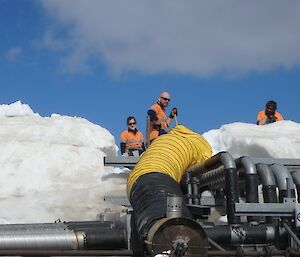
120;116;146;156
147;91;177;143
257;100;284;125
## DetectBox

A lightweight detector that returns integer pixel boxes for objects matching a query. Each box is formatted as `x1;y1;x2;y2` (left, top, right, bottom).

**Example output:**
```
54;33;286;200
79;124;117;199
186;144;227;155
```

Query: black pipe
236;157;259;222
225;168;240;224
205;224;276;245
210;152;240;224
256;164;278;203
84;228;126;249
256;163;278;224
67;222;127;249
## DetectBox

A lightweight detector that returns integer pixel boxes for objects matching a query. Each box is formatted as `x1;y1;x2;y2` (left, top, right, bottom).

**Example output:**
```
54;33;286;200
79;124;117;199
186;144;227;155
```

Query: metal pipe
270;164;295;202
196;165;225;189
256;164;278;203
236;156;259;222
188;152;239;224
205;224;275;245
256;163;278;223
185;172;193;205
192;177;200;204
0;230;84;250
282;222;300;248
291;170;300;203
0;249;134;256
0;222;127;250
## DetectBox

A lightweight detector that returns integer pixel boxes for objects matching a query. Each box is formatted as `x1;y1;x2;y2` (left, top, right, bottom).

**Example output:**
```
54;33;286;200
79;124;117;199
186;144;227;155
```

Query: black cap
266;100;277;110
127;116;136;125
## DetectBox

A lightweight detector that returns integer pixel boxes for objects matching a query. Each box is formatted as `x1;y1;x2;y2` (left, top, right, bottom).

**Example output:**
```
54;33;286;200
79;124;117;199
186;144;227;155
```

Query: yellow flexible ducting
127;125;212;194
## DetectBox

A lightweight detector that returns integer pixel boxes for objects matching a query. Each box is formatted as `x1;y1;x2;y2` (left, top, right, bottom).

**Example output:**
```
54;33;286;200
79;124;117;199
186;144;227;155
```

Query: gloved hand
266;114;277;124
169;107;178;119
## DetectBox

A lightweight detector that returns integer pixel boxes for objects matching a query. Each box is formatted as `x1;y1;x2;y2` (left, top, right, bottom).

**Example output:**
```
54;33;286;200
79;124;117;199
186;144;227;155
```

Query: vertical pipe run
270;164;295;202
219;153;240;224
186;172;193;205
191;152;240;224
256;164;278;203
225;168;240;224
256;163;278;224
291;171;300;203
192;177;200;205
236;157;259;222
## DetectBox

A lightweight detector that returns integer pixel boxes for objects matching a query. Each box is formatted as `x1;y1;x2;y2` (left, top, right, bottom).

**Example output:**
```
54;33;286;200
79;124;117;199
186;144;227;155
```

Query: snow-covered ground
0;101;299;224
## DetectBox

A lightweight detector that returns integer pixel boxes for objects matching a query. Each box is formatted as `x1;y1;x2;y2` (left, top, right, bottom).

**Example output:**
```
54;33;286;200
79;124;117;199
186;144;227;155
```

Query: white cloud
39;31;67;51
41;0;300;76
4;47;23;62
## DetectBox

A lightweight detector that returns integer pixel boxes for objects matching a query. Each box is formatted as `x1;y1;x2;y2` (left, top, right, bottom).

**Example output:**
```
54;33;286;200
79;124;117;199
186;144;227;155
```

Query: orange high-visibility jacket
120;130;144;153
257;110;283;123
150;103;168;129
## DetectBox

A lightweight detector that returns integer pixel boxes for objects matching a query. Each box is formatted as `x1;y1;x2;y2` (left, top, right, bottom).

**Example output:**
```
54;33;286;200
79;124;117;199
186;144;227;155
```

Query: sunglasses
128;122;136;125
161;97;170;101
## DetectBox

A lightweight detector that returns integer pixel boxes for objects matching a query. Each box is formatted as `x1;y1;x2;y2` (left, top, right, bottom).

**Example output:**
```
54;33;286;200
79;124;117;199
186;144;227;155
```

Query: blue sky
1;0;300;147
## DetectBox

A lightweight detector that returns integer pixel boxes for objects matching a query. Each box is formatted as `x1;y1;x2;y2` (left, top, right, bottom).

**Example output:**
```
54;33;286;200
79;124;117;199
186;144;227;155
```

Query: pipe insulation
256;164;278;203
291;170;300;203
236;157;259;222
270;164;295;202
205;224;276;245
0;222;126;250
0;224;84;250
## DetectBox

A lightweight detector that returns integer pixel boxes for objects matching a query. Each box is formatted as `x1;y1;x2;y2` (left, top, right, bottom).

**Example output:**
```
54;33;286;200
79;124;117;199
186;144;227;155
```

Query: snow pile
0;101;122;224
203;121;300;158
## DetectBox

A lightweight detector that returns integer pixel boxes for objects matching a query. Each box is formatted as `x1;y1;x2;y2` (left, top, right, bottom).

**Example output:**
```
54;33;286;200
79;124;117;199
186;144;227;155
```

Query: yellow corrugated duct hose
127;125;212;194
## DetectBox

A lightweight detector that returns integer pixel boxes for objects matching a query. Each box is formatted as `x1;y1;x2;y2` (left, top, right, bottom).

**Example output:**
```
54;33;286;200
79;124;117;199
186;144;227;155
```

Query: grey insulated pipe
189;151;240;224
0;221;126;251
205;224;276;245
236;156;259;222
291;170;300;203
270;164;295;202
256;164;278;203
256;164;278;224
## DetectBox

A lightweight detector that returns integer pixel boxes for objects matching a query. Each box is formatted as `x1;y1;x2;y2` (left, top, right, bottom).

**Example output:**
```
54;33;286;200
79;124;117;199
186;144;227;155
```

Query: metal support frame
235;201;300;220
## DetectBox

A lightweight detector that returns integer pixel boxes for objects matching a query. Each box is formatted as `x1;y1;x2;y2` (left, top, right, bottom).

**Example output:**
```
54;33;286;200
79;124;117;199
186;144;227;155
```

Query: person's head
265;100;277;115
157;91;171;109
127;116;137;130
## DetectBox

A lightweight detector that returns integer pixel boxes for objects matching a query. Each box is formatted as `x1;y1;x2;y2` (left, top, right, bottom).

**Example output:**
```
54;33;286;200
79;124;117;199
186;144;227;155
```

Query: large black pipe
129;172;192;241
256;164;278;203
84;228;126;249
205;224;276;245
236;157;259;222
256;163;278;224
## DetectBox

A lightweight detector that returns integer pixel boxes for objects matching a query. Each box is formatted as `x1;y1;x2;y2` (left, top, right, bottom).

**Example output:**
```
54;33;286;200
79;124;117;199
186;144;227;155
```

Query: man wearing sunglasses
257;100;284;125
147;91;177;143
120;116;146;156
